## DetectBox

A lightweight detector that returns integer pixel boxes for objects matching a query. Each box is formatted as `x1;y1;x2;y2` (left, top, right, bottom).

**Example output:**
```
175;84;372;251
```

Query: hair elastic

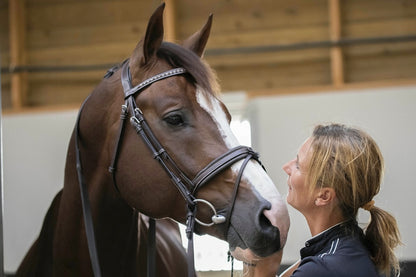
362;200;375;211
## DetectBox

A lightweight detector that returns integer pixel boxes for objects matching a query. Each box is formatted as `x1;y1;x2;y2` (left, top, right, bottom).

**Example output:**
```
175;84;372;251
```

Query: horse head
84;3;289;266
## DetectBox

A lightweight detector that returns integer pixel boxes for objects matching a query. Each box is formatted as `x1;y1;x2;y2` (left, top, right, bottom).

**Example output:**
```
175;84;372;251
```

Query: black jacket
292;220;380;277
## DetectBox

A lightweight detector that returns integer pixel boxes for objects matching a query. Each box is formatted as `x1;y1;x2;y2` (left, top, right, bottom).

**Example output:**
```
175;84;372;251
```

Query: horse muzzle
225;160;290;261
226;195;283;259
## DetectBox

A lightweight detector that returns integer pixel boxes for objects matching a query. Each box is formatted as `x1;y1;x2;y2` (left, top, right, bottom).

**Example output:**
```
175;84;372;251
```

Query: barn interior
1;0;416;276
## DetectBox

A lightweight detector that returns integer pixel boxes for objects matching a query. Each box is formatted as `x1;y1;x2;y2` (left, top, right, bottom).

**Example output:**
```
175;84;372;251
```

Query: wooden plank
330;47;344;86
27;82;95;107
343;17;416;38
0;4;9;64
205;48;329;67
27;71;105;82
28;41;137;65
343;0;416;22
247;78;416;98
346;49;416;82
26;0;154;30
207;25;329;48
329;0;344;87
26;70;104;107
26;3;327;50
164;0;177;42
214;59;330;92
25;1;156;52
177;0;328;37
329;0;341;41
27;22;148;50
343;41;416;57
344;40;416;82
2;103;81;116
9;0;27;109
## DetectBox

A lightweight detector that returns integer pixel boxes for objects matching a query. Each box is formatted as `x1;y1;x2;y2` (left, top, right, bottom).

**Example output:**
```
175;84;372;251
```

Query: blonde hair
306;123;401;277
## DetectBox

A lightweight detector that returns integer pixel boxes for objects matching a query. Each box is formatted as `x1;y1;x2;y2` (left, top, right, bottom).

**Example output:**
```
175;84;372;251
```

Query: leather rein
75;60;264;277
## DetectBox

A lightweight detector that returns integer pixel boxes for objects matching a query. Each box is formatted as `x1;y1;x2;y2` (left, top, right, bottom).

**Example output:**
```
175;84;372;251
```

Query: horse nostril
247;209;281;257
259;212;272;229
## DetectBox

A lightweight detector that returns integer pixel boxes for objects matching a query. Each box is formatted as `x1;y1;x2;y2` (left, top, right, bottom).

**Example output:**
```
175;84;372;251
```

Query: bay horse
16;3;289;277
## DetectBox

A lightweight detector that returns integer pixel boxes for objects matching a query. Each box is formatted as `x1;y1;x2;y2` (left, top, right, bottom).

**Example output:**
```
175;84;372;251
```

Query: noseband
75;60;265;277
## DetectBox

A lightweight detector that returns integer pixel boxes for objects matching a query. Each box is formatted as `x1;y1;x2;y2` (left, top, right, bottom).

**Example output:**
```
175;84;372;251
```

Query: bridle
75;60;265;277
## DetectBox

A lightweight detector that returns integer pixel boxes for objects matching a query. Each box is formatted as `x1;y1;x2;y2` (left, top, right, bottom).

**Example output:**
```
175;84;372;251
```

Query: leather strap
75;96;103;277
224;154;253;237
123;66;186;99
108;104;128;193
147;218;156;277
185;207;197;277
192;146;260;194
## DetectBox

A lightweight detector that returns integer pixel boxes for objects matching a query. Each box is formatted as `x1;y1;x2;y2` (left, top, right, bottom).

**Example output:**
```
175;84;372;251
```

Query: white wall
245;85;416;263
2;110;78;272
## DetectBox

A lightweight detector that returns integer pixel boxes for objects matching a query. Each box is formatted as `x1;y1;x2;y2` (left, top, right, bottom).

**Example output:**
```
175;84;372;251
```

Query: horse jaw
195;88;290;262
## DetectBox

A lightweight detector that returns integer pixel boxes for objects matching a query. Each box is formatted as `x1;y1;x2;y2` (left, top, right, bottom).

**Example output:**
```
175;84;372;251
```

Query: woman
244;123;401;277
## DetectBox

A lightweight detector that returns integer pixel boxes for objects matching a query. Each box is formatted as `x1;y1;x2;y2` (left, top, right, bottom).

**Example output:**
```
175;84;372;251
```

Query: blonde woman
244;123;401;277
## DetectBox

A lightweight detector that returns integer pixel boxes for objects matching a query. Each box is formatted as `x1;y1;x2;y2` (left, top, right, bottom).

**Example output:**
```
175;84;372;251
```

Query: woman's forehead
298;137;312;162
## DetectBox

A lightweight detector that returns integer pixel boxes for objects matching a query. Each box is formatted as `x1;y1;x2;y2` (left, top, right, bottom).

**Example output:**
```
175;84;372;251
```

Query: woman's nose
282;161;291;174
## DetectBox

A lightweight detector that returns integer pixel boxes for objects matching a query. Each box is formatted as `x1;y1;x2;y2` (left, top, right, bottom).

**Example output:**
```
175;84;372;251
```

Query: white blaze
196;88;289;256
196;88;240;149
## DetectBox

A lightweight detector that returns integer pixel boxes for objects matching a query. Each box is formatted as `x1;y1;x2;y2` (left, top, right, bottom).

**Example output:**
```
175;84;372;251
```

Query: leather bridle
75;60;265;277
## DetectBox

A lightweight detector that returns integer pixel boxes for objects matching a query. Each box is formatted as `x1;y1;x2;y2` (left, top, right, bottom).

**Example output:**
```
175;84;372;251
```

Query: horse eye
164;113;185;127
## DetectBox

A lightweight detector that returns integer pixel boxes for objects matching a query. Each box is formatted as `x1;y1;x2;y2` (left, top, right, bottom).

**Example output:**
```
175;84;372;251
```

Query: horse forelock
157;42;220;97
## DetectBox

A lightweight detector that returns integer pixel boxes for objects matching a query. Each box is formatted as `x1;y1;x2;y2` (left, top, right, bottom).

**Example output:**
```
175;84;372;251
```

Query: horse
16;3;290;276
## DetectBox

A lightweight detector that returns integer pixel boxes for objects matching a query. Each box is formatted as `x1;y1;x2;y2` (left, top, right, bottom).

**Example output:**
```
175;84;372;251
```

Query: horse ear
182;14;213;57
139;3;165;65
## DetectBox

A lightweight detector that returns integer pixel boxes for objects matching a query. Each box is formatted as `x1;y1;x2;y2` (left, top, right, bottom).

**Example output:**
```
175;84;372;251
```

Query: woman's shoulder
295;228;379;277
294;222;380;277
292;253;380;277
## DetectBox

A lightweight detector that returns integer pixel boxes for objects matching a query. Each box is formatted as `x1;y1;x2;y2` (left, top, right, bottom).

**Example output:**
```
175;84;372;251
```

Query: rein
75;61;265;277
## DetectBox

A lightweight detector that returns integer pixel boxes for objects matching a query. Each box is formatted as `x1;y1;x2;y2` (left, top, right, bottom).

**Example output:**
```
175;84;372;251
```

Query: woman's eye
164;114;185;127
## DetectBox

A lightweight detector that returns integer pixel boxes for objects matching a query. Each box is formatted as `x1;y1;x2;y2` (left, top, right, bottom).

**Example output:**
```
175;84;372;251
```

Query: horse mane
157;42;220;97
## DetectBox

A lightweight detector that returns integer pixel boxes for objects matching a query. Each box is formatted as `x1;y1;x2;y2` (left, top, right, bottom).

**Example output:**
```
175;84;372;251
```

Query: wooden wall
2;0;416;112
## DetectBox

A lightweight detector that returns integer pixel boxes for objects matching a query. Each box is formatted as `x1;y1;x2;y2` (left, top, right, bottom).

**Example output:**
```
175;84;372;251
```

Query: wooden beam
247;78;416;98
329;0;344;87
9;0;27;109
163;0;177;42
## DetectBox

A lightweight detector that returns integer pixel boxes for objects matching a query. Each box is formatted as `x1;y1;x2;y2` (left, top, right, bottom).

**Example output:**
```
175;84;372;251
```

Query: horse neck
56;80;140;275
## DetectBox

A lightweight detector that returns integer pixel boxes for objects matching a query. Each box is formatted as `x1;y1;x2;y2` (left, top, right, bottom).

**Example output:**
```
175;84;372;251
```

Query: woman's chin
231;247;260;263
230;247;262;264
231;247;283;275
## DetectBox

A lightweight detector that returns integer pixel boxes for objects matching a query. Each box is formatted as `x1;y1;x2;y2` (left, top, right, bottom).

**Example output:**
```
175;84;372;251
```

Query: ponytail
364;205;402;277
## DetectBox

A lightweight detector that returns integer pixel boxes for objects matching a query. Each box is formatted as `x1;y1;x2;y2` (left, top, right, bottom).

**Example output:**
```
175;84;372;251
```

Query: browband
122;65;186;99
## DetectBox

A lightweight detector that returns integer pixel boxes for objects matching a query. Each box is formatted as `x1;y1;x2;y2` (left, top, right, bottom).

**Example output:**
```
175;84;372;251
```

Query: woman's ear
315;187;336;206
